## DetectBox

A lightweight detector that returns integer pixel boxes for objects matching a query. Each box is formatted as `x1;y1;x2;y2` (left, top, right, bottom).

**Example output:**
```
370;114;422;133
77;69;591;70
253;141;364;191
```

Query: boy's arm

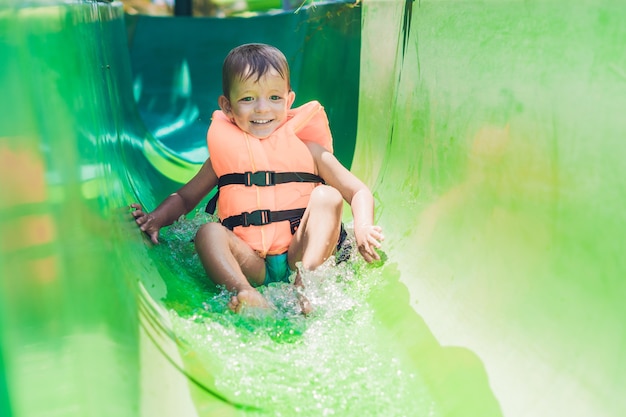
306;142;384;262
131;158;218;244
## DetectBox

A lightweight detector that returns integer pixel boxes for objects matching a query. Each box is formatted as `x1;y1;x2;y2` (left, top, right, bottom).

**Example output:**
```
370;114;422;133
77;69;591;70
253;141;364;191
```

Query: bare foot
228;288;274;314
297;291;313;316
294;271;313;316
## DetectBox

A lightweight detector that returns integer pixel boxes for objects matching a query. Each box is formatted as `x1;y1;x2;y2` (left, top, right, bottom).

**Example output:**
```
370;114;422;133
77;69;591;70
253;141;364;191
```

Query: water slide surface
1;1;625;417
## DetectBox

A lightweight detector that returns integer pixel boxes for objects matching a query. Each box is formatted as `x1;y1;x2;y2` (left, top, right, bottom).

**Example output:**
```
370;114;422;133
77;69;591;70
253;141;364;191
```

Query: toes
228;295;240;312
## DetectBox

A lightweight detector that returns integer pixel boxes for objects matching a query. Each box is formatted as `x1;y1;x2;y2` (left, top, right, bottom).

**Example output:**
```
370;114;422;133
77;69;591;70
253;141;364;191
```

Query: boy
131;43;383;313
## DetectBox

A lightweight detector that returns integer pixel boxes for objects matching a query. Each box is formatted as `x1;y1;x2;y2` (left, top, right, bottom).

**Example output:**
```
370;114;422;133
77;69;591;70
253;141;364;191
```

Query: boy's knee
195;222;225;248
311;185;343;210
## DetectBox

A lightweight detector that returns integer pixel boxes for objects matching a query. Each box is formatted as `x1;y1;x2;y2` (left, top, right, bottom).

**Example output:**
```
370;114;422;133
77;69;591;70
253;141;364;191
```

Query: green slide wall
1;0;625;417
354;1;626;417
0;3;141;416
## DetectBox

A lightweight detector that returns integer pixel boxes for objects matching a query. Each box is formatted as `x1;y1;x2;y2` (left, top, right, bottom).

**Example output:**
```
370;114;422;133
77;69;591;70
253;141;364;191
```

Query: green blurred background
1;0;625;416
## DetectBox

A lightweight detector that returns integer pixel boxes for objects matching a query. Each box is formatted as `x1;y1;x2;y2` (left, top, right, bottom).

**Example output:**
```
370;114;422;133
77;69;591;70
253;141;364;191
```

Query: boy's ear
288;90;296;107
218;95;231;114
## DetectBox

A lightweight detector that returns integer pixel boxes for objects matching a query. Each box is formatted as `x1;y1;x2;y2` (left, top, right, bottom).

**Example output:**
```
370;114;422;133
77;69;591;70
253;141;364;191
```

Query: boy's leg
288;185;343;271
195;222;269;312
287;185;343;315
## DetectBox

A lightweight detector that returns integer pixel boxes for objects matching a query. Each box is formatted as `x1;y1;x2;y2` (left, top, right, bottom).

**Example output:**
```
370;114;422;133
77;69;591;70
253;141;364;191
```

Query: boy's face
219;68;295;139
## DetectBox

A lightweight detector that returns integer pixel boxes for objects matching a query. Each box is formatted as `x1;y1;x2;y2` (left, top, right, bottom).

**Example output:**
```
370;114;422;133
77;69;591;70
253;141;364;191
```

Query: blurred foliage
121;0;173;15
119;0;296;17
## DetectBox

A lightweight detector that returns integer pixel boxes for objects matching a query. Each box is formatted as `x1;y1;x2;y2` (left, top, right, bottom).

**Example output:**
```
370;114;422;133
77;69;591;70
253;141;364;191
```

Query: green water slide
1;1;625;417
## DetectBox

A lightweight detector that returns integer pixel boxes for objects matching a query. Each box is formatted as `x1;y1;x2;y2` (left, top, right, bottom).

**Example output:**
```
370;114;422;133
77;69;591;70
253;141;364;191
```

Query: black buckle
244;171;275;187
241;209;271;227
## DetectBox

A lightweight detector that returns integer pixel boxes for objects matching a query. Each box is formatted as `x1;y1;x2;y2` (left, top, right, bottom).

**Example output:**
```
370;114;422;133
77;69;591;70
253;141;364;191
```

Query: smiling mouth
251;119;273;125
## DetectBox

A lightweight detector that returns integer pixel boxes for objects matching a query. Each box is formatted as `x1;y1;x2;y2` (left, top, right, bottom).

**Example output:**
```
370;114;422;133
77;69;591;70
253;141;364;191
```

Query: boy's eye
270;95;281;101
241;97;253;102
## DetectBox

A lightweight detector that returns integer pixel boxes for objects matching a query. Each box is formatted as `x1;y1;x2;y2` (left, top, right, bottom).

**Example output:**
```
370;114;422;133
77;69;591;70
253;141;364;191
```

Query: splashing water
151;211;439;417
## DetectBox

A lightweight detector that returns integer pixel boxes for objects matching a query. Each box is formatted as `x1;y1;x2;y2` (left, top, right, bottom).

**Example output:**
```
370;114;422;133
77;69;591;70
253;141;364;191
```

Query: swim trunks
263;223;350;285
264;252;292;285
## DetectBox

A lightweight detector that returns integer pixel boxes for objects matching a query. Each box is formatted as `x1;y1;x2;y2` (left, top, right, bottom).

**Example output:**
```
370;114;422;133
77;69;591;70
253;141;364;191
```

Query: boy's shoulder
290;101;333;153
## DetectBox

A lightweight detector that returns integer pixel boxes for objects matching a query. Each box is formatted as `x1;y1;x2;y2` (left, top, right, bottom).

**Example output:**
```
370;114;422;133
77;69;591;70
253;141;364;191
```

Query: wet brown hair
222;43;291;98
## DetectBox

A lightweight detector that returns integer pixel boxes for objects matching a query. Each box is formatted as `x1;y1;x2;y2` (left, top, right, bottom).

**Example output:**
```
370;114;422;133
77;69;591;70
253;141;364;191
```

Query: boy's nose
255;98;270;112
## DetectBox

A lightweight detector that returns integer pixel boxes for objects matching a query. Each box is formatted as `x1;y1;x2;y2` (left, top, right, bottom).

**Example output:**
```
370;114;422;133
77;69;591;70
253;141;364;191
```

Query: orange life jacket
206;100;333;256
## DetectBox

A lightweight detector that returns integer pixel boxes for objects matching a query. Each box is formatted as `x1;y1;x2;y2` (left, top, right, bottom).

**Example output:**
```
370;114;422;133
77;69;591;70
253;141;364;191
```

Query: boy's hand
354;224;384;263
130;203;161;244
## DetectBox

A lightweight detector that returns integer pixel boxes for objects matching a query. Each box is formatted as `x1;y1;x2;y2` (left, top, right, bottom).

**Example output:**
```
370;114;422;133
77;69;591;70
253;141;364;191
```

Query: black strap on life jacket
221;208;306;235
218;171;323;188
205;170;324;216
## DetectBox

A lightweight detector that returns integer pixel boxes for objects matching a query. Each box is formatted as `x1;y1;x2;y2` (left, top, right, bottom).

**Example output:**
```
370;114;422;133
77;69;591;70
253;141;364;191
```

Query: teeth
252;120;271;124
